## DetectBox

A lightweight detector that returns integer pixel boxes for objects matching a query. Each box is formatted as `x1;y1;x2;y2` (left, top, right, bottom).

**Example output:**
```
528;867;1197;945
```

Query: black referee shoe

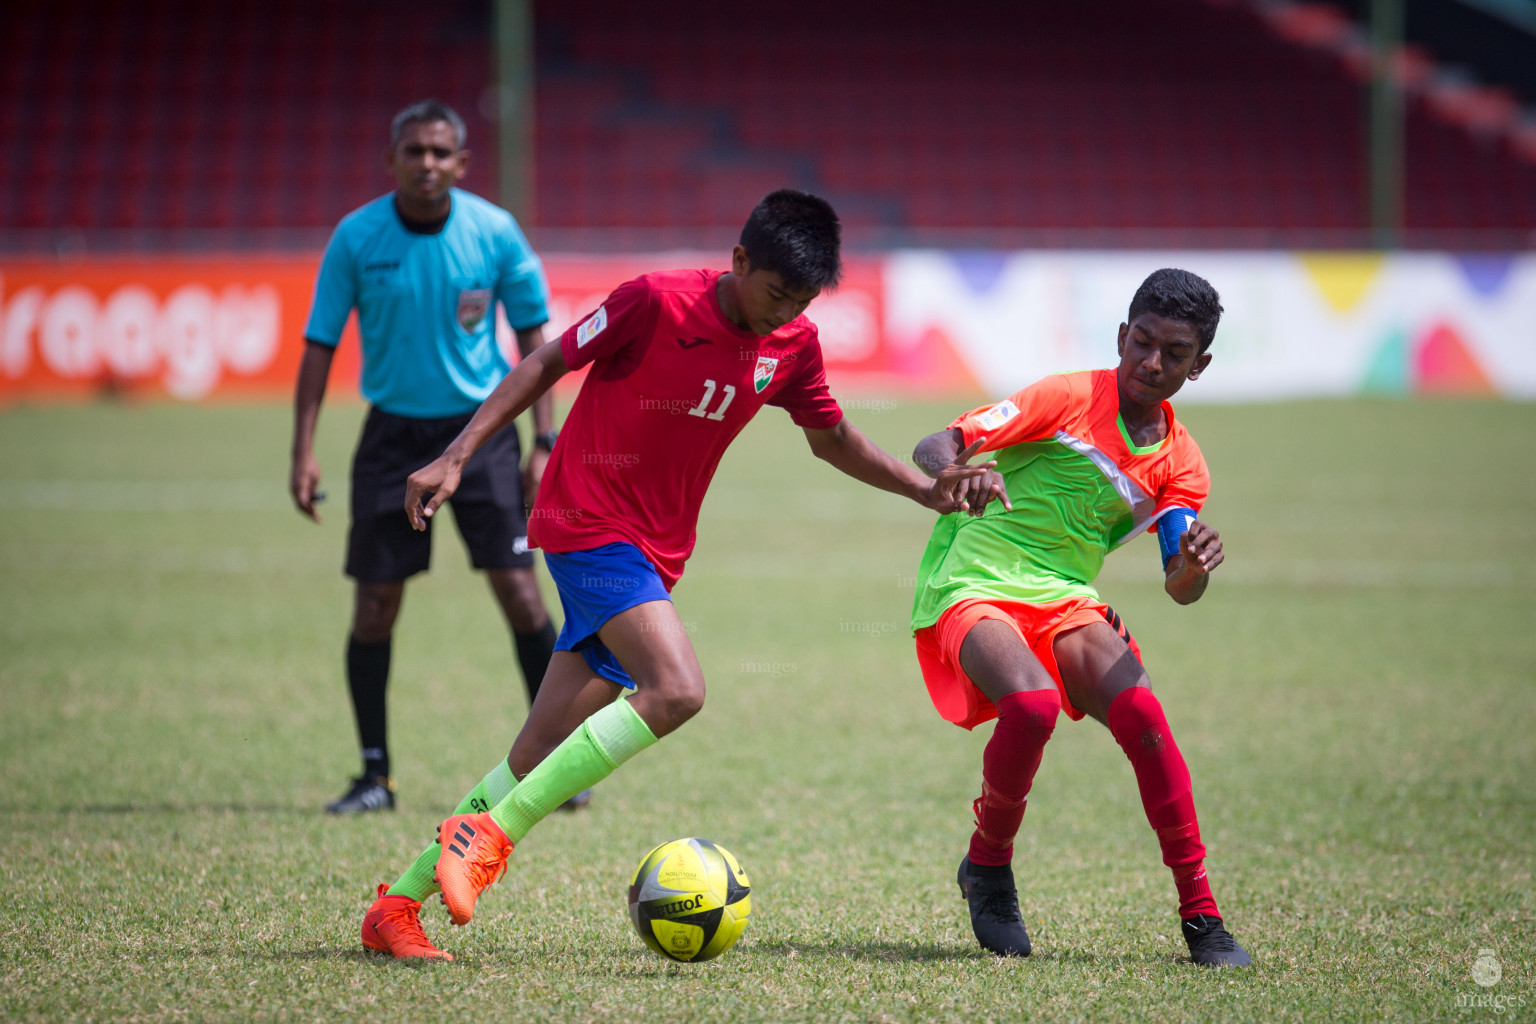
957;856;1032;957
325;774;396;814
1182;914;1251;967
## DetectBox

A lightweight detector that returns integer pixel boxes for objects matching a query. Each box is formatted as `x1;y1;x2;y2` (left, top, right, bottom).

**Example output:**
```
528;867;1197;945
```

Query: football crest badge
753;356;779;394
456;288;492;331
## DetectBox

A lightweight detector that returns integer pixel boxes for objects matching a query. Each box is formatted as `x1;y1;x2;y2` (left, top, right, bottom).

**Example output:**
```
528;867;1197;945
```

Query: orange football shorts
914;597;1142;730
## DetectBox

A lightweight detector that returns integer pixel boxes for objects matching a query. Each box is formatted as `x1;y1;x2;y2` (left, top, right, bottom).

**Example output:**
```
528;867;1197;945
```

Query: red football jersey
529;268;844;589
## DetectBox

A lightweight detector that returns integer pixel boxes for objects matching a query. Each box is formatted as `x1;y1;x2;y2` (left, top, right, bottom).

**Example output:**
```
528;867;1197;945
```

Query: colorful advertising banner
885;250;1536;401
2;251;1532;403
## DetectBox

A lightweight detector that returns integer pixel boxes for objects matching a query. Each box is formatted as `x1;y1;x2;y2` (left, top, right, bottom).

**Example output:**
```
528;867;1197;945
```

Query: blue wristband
1157;507;1198;568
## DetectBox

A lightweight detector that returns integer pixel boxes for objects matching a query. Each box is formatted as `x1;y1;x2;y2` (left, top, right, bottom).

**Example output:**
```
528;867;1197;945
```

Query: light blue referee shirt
303;188;550;418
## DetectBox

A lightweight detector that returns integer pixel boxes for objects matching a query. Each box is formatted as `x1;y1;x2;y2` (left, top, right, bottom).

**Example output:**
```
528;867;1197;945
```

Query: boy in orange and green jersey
910;268;1251;967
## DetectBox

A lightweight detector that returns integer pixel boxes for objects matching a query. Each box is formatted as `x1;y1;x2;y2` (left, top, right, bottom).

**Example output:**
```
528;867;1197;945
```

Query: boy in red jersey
911;268;1251;967
358;190;1006;960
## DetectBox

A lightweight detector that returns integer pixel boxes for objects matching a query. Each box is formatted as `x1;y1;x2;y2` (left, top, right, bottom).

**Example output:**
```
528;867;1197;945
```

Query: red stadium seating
0;0;501;238
1;0;1532;242
533;0;1536;240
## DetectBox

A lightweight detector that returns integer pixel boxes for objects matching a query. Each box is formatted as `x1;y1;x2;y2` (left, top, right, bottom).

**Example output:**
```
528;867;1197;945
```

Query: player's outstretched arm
912;427;1012;516
804;420;1008;515
1164;519;1222;605
405;340;569;530
290;339;335;523
515;325;556;439
515;325;555;505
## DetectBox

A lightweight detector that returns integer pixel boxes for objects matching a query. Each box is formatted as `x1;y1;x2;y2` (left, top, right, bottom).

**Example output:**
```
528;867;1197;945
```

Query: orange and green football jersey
911;369;1210;630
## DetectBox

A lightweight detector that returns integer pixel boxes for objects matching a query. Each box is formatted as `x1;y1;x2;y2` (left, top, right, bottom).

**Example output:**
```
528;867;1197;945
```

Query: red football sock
1106;686;1220;919
968;689;1060;866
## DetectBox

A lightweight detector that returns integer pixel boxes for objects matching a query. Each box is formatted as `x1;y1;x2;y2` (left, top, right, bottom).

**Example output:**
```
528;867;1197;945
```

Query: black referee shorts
345;407;535;582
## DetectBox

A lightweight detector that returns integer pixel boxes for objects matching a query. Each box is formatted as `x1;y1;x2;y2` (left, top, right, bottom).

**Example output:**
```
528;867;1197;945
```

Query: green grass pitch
0;397;1531;1023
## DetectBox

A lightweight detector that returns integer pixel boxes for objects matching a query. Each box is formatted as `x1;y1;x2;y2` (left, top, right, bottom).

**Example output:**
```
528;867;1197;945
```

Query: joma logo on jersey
753;356;779;393
654;894;706;916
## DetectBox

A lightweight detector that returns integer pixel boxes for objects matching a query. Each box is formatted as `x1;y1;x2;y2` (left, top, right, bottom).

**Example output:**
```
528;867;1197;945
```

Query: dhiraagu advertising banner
1;250;1532;402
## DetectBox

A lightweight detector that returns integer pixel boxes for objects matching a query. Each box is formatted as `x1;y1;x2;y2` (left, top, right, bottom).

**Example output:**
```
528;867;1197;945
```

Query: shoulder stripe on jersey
1052;430;1163;547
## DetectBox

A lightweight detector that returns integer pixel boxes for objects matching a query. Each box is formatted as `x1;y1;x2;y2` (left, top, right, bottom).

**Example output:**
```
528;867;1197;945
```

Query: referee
290;99;567;814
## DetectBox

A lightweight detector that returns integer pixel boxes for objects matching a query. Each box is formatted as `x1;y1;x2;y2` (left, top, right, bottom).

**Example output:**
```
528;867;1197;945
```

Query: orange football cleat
435;812;513;926
361;883;453;961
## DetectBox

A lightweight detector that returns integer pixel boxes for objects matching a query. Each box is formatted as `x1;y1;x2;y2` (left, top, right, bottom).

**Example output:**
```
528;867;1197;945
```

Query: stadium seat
1;0;1530;239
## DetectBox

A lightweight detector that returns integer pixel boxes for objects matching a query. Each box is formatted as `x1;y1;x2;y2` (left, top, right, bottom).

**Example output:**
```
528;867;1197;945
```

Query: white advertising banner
883;251;1536;401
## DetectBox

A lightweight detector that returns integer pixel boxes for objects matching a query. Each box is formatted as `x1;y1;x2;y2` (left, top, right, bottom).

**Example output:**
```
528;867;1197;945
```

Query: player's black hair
738;189;843;292
390;99;467;150
1127;268;1223;353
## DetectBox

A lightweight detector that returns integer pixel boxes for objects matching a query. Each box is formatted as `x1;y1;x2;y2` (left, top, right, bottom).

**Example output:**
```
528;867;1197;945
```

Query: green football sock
491;698;657;844
385;758;517;902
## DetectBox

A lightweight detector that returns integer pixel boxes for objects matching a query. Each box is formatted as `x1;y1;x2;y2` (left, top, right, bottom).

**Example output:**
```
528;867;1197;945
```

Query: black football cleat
325;774;396;814
1182;914;1251;967
559;788;593;811
957;856;1032;957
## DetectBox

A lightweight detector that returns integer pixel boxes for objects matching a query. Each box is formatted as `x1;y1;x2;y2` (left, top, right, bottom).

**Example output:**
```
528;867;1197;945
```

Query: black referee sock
514;620;557;705
346;635;392;779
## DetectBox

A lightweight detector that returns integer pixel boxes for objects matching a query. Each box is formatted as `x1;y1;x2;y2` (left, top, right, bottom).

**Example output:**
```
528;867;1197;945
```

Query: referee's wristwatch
533;429;559;452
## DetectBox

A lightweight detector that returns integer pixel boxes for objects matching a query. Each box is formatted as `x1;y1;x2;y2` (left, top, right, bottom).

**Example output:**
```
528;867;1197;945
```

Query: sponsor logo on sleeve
975;399;1019;431
576;305;608;347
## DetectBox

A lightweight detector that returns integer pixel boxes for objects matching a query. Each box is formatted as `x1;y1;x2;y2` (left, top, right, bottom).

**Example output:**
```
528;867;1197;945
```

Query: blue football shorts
543;541;672;689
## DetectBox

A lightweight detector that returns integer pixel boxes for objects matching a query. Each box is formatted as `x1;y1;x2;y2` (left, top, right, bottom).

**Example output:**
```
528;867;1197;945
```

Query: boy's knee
630;669;705;735
1106;685;1172;756
653;675;706;723
1065;651;1150;725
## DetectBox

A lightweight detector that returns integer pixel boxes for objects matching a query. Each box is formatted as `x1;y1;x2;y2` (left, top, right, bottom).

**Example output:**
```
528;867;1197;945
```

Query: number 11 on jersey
687;379;736;421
